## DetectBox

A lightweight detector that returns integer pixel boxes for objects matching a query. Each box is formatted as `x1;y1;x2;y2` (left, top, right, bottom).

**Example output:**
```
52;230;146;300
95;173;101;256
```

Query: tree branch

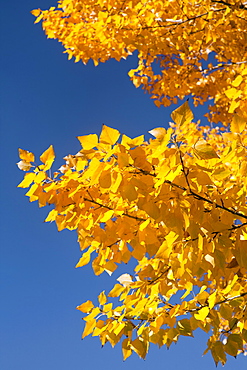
84;197;146;222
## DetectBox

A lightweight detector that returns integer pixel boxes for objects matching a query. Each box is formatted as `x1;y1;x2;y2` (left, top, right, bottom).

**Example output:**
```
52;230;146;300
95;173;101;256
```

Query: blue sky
0;1;246;369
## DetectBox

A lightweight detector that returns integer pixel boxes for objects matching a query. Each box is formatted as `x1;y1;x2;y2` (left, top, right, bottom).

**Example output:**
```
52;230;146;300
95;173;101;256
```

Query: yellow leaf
77;134;98;150
25;183;39;201
193;139;219;159
232;75;243;87
196;171;212;185
220;304;233;320
224;87;240;100
122;183;137;202
180;282;193;300
108;283;125;297
171;101;193;126
131;338;147;359
104;261;117;275
142;201;160;220
224;334;243;357
45;209;57;222
228;100;240;113
230;115;246;134
99;170;112;188
111;172;122;193
102;303;113;313
82;319;96;339
76;300;94;313
35;171;47;184
166;231;179;248
114;322;125;336
30;8;41;17
122;338;132;361
99;125;120;145
18;148;35;162
177;319;193;337
156;240;171;259
235;240;247;269
139;218;150;231
211;341;226;366
75;250;92;268
194;306;209;321
40;145;55;170
212;168;231;180
121;134;144;148
207;291;217;309
100;210;114;222
98;291;107;305
17;172;36;187
117;153;129;168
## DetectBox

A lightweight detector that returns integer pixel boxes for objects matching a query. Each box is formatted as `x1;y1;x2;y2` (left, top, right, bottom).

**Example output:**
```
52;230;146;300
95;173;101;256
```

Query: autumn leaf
18;0;247;362
230;114;246;134
77;134;98;150
193;139;219;159
18;104;247;362
40;145;55;170
30;9;41;17
171;100;193;127
194;307;210;321
18;148;35;163
76;300;94;313
98;291;107;305
99;125;120;145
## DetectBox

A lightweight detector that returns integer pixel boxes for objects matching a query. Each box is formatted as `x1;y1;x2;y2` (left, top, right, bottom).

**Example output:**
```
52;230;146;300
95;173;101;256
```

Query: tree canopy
32;0;247;123
17;0;247;366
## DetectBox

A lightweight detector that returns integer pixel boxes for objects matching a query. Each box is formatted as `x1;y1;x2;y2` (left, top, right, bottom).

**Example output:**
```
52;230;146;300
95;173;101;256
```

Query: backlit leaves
193;139;219;160
171;101;194;127
18;148;35;163
40;145;55;170
17;149;35;171
31;0;247;124
100;125;120;145
77;134;98;150
17;103;247;364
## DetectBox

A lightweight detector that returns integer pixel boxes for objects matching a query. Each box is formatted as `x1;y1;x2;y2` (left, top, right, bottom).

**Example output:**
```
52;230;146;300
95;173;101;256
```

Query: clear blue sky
0;1;246;369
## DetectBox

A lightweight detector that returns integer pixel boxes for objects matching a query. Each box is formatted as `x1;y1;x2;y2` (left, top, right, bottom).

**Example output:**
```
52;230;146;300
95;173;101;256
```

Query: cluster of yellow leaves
31;0;247;124
18;102;247;365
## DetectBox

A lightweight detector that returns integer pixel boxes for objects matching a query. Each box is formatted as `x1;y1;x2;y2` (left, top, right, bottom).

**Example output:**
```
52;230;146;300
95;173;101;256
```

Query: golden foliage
18;103;247;365
31;0;247;124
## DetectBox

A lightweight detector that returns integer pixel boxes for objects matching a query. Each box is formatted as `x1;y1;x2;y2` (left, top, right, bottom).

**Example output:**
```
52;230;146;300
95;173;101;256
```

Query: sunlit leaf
99;125;120;145
122;338;132;360
18;148;35;163
171;101;193;127
98;291;107;305
77;134;98;150
82;319;96;339
30;8;41;17
76;300;94;313
40;145;55;170
194;307;209;321
230;114;246;134
193;139;219;159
